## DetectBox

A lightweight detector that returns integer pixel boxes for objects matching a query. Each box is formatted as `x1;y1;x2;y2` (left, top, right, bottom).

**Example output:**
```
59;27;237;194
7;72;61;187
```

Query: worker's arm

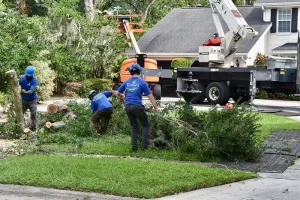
109;89;125;103
115;83;126;101
143;83;158;111
103;90;112;98
91;101;97;114
109;89;118;97
21;78;37;94
147;94;159;111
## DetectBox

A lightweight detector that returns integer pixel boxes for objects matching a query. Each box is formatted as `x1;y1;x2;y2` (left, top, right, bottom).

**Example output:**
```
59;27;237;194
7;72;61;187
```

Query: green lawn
0;154;256;198
257;113;300;144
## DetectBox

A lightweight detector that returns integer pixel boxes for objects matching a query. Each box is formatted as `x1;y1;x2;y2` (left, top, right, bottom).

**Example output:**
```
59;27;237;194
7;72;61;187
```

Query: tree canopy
0;0;253;92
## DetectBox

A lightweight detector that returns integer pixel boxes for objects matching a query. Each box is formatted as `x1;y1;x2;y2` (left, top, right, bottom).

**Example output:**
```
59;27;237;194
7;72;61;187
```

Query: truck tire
153;84;161;100
183;82;206;104
206;82;229;105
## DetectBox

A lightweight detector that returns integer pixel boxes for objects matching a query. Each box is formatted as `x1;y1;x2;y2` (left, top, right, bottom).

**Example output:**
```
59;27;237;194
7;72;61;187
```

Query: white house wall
246;27;269;66
264;7;300;57
264;8;271;21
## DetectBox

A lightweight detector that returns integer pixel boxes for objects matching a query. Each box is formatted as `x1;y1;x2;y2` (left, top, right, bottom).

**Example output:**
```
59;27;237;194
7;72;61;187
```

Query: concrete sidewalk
0;184;136;200
253;99;300;107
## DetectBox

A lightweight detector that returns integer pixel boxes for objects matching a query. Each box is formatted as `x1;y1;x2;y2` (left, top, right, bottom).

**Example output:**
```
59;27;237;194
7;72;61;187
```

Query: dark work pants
90;107;113;133
125;104;149;150
22;99;37;130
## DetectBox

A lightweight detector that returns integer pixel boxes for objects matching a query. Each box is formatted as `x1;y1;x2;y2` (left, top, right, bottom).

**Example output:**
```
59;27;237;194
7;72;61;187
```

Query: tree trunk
84;0;94;21
20;0;28;14
5;70;24;131
141;0;156;23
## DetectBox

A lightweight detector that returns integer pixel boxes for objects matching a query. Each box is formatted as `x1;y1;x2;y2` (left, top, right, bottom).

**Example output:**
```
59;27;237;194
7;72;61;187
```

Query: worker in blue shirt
88;89;115;133
116;63;159;152
19;65;38;130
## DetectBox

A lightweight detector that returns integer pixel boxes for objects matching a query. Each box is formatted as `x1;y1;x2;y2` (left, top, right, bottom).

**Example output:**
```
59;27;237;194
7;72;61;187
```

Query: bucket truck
117;1;259;105
118;1;299;105
174;0;258;105
199;0;258;68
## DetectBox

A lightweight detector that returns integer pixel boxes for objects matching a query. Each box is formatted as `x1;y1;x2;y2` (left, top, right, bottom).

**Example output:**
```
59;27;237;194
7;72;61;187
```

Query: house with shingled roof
254;0;300;58
124;1;299;68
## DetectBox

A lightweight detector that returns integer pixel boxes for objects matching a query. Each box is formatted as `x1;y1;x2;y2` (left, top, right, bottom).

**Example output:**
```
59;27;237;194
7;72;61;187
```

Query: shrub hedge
256;90;300;101
171;58;190;68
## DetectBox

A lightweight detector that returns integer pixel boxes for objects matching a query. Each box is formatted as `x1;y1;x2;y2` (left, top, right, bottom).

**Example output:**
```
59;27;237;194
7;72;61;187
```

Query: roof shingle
125;7;271;55
273;43;298;51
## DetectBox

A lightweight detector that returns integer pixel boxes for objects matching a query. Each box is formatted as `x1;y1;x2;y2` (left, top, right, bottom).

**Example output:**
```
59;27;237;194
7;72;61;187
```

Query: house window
278;9;292;33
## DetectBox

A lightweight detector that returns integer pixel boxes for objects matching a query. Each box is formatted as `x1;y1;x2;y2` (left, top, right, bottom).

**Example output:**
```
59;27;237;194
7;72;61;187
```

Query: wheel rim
208;87;220;101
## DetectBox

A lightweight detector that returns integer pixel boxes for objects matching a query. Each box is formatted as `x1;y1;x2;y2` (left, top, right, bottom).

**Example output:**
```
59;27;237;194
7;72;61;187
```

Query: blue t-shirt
90;91;112;113
117;77;151;105
19;75;38;101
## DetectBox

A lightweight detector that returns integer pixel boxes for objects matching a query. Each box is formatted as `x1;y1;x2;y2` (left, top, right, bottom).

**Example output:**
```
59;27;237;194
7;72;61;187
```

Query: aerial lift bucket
112;10;144;33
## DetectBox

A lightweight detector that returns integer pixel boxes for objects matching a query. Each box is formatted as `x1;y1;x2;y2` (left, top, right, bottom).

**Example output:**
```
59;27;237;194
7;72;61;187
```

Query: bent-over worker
88;90;114;133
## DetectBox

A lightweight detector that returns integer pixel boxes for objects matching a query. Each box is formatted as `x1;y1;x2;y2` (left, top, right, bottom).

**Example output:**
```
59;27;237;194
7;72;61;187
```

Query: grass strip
257;113;300;144
0;155;256;198
40;134;199;161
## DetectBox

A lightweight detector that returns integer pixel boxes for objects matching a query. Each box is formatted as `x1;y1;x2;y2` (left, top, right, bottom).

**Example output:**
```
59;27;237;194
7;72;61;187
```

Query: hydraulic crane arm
210;0;258;58
199;0;258;68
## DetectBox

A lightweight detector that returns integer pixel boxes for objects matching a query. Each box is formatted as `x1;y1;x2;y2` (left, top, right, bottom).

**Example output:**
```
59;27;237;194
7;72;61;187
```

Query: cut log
62;111;77;121
20;128;30;140
51;121;66;130
45;121;52;128
23;128;31;134
61;104;68;110
47;104;58;114
5;70;24;131
21;134;28;140
47;101;69;114
45;121;65;131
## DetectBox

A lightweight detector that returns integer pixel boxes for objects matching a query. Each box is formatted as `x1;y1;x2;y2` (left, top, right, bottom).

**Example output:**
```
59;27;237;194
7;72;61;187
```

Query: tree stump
5;70;24;131
20;128;31;140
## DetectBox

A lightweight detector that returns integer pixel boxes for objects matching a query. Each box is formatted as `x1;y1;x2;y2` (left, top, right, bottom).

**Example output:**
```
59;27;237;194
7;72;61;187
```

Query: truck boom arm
123;19;141;54
199;0;258;68
211;0;258;57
